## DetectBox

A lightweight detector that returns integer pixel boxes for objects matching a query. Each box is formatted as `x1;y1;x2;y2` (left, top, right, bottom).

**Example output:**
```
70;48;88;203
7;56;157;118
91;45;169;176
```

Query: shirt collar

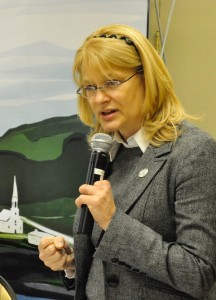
109;128;149;161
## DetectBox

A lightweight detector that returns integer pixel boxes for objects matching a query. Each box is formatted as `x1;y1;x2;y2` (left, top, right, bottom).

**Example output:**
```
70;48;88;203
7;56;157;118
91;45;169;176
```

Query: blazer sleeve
93;128;216;299
59;271;75;290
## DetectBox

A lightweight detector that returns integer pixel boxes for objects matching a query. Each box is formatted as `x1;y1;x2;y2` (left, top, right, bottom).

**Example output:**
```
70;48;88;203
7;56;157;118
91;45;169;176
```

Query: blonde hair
73;24;193;146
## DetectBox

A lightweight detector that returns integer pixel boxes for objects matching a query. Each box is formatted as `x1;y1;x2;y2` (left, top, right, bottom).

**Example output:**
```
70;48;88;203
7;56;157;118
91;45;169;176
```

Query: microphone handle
77;151;110;235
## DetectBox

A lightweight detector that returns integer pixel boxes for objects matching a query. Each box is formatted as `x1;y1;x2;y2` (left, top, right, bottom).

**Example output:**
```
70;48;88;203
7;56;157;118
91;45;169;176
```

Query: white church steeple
11;176;18;212
0;176;23;233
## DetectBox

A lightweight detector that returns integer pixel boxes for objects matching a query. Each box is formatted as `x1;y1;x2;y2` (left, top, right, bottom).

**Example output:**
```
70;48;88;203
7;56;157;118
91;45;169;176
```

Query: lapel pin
139;168;148;178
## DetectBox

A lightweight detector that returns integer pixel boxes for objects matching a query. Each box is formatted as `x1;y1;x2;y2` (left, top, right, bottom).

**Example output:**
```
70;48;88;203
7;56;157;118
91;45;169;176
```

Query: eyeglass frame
76;69;143;99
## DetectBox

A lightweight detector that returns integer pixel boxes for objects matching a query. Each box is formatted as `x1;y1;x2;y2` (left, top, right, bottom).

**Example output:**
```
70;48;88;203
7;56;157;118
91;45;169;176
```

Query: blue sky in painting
0;0;149;136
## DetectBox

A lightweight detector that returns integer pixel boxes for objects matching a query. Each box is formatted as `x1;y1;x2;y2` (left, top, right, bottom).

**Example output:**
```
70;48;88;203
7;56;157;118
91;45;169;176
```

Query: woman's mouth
101;109;117;115
100;109;118;119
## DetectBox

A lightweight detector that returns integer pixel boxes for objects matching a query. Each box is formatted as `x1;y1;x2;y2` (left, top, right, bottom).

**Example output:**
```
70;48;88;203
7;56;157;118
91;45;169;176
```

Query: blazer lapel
118;142;173;213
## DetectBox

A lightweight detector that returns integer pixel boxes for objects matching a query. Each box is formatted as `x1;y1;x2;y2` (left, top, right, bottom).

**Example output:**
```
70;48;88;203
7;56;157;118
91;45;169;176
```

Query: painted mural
0;1;149;298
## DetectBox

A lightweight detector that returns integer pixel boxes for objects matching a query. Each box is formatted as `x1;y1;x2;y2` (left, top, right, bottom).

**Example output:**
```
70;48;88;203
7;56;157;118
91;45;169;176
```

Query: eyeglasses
76;69;143;99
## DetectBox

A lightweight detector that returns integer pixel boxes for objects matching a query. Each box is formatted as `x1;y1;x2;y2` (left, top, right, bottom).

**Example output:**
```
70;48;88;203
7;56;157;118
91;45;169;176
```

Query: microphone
77;133;113;236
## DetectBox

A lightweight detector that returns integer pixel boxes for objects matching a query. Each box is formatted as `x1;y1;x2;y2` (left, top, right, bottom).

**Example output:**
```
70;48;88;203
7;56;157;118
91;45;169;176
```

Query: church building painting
0;177;23;234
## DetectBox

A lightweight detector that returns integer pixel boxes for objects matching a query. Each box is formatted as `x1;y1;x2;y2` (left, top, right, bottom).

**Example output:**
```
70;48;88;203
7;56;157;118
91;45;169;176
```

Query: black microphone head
90;133;113;154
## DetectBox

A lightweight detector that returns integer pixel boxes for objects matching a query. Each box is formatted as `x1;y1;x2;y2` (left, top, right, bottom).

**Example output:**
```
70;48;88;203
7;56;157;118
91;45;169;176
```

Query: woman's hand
75;180;116;231
38;236;75;272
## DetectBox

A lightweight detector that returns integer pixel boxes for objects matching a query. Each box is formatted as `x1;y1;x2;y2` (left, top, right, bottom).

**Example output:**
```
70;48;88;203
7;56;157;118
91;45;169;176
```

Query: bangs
81;50;114;80
73;38;139;84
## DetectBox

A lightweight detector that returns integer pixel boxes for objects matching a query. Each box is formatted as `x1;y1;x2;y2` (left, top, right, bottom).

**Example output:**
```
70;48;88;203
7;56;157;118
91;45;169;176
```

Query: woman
38;24;216;299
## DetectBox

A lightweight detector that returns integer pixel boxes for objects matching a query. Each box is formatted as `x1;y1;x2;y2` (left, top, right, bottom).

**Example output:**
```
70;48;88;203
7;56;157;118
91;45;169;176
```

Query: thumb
53;236;66;249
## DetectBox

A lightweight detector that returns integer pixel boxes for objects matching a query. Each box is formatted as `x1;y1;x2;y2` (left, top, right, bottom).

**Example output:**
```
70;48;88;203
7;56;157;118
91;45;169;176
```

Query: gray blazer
72;122;216;300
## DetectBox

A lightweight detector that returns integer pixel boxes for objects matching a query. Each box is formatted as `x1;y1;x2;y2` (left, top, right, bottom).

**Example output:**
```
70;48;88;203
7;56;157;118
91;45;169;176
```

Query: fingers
76;180;111;207
38;236;56;252
75;180;116;230
79;180;111;194
38;236;75;271
53;236;67;249
53;237;73;255
42;248;66;271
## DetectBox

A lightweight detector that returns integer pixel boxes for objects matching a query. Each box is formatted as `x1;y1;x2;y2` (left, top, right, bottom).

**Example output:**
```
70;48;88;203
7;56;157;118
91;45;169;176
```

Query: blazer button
139;168;148;177
107;275;119;287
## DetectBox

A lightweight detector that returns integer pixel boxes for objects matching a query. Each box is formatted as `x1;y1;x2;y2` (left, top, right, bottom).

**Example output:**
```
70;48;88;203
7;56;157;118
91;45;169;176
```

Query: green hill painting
0;115;90;298
0;114;90;244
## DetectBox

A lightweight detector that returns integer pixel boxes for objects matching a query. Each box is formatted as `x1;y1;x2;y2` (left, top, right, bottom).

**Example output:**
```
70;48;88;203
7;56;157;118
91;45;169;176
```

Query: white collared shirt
109;128;149;161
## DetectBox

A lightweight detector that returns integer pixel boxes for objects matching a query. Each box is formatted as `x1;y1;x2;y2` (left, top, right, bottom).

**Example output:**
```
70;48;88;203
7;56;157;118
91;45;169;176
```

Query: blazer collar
116;141;173;213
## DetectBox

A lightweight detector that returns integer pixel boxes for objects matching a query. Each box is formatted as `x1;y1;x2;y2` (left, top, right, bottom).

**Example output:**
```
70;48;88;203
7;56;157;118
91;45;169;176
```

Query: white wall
149;0;216;138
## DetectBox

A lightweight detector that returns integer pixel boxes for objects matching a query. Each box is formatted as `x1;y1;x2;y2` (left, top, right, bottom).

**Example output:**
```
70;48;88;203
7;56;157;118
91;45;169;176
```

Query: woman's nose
93;88;110;103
